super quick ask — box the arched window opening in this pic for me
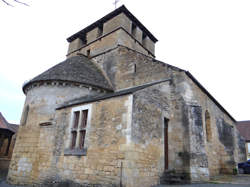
[205,110,212,142]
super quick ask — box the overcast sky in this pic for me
[0,0,249,124]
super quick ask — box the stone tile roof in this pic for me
[237,121,250,141]
[0,112,18,133]
[23,55,113,92]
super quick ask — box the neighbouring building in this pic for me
[7,5,246,187]
[0,112,18,173]
[237,121,250,160]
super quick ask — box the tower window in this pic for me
[142,32,147,46]
[131,23,137,37]
[79,34,87,46]
[97,24,103,38]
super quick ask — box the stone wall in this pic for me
[93,46,173,90]
[129,81,188,186]
[7,84,100,185]
[173,71,246,179]
[53,95,132,187]
[67,29,153,59]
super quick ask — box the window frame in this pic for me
[64,104,92,156]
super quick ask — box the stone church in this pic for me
[7,5,246,187]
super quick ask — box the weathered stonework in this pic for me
[8,5,246,187]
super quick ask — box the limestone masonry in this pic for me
[7,5,246,187]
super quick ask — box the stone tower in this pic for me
[67,5,157,59]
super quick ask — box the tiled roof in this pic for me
[237,121,250,141]
[23,55,113,93]
[0,112,19,133]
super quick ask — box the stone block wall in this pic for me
[53,95,132,186]
[7,85,100,185]
[67,29,153,59]
[129,82,188,186]
[94,46,172,90]
[173,71,246,179]
[103,13,131,35]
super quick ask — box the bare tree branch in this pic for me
[1,0,29,6]
[13,0,29,6]
[2,0,14,6]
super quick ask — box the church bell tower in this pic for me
[66,5,158,59]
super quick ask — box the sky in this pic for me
[0,0,249,124]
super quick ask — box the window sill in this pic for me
[64,148,87,156]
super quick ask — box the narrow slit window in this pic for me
[87,49,91,57]
[131,23,136,37]
[205,110,212,142]
[142,32,147,46]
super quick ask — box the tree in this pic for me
[1,0,29,6]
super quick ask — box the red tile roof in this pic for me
[237,121,250,141]
[0,112,19,133]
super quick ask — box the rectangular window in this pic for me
[65,105,91,156]
[70,110,88,150]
